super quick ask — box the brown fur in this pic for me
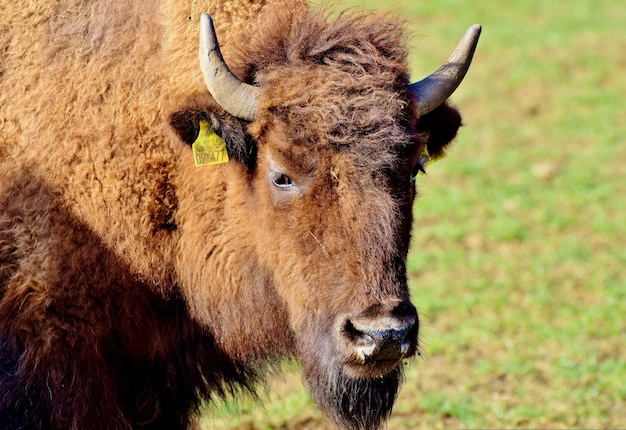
[0,1,463,429]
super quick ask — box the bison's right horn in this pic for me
[409,24,482,116]
[199,13,260,121]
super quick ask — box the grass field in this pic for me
[201,0,626,428]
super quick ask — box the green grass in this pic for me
[202,0,626,428]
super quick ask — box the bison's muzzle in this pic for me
[343,301,417,377]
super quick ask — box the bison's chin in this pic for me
[297,319,406,430]
[294,302,417,428]
[301,356,403,430]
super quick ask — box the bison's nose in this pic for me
[344,303,417,364]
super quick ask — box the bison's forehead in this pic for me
[254,65,419,173]
[241,7,420,158]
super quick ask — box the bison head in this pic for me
[174,10,479,430]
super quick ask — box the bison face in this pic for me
[171,12,478,430]
[243,64,427,427]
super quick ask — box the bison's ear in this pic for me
[170,109,257,172]
[415,103,462,160]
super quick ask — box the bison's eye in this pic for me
[410,155,429,181]
[270,171,295,190]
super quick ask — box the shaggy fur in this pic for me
[0,1,463,429]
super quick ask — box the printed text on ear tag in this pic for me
[192,120,229,166]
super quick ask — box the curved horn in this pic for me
[410,24,482,116]
[199,13,260,121]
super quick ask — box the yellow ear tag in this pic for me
[192,120,229,166]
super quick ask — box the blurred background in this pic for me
[203,0,625,428]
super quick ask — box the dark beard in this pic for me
[303,359,403,430]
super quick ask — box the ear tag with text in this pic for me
[192,120,229,166]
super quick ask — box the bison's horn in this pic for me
[410,24,482,116]
[199,13,260,121]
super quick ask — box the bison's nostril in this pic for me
[344,320,375,346]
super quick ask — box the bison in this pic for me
[0,0,480,429]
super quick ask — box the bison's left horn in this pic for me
[199,13,260,121]
[410,24,482,116]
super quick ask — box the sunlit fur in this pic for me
[0,1,461,429]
